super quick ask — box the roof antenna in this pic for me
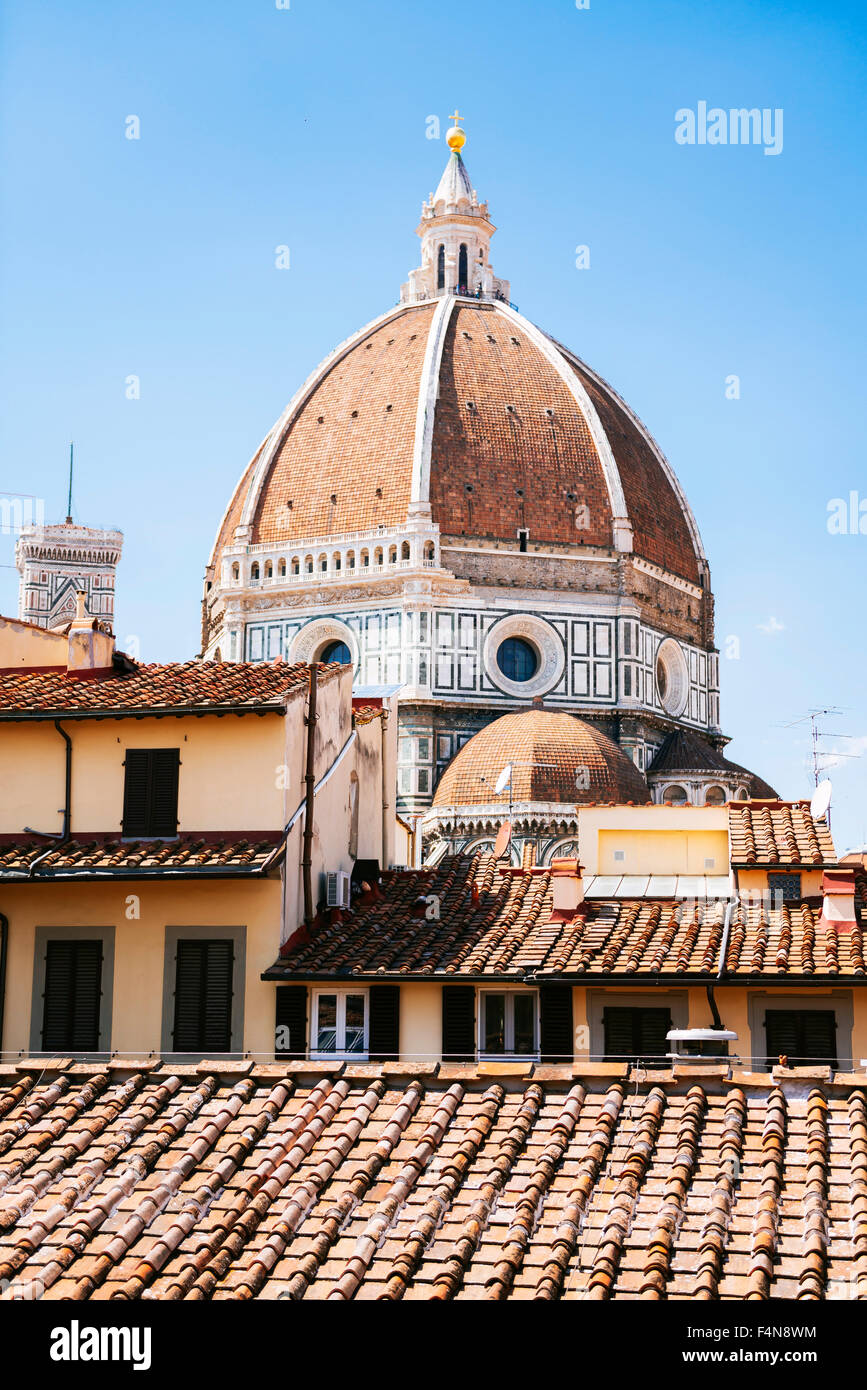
[65,442,74,524]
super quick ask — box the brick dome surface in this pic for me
[211,299,704,585]
[431,707,651,808]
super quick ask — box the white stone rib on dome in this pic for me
[410,294,456,513]
[208,301,425,557]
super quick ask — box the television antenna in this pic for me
[784,707,859,788]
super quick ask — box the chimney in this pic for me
[66,591,115,676]
[820,868,858,934]
[549,857,584,919]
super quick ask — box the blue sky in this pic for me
[1,0,865,847]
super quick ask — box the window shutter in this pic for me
[369,985,400,1061]
[801,1011,837,1068]
[637,1008,672,1061]
[539,985,573,1064]
[122,748,179,837]
[42,940,102,1051]
[122,749,151,836]
[603,1006,672,1063]
[766,1010,837,1068]
[173,939,233,1053]
[442,985,475,1062]
[603,1007,636,1062]
[275,986,308,1060]
[150,749,180,836]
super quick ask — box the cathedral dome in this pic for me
[210,294,705,585]
[431,705,651,809]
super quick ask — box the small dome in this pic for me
[432,707,651,808]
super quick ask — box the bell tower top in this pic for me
[401,116,510,305]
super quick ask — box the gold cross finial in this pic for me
[446,110,467,152]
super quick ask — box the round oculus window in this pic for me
[497,636,539,683]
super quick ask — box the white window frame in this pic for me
[478,987,539,1060]
[311,987,369,1060]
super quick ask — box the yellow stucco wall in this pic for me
[0,617,67,668]
[1,878,282,1057]
[597,828,729,875]
[0,711,292,838]
[399,982,442,1061]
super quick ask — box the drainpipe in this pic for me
[26,720,72,877]
[380,708,390,874]
[707,871,738,1031]
[0,913,7,1055]
[301,664,318,926]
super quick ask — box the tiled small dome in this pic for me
[432,706,651,808]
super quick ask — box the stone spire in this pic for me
[401,113,510,305]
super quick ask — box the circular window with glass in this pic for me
[319,640,352,665]
[655,638,689,717]
[496,636,539,683]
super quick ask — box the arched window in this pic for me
[231,563,239,582]
[346,550,355,569]
[388,545,397,564]
[360,549,369,568]
[374,547,383,566]
[305,554,314,574]
[458,243,468,292]
[320,639,352,666]
[264,561,273,579]
[278,559,286,577]
[333,552,341,571]
[251,562,260,582]
[401,541,410,560]
[319,554,327,572]
[437,244,445,290]
[291,556,300,575]
[664,784,689,806]
[704,785,727,806]
[423,540,435,562]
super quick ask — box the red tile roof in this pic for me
[729,801,836,867]
[0,1061,863,1301]
[0,834,283,879]
[265,853,864,981]
[432,708,650,808]
[0,660,340,720]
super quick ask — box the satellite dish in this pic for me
[810,779,832,822]
[493,820,512,860]
[494,763,513,795]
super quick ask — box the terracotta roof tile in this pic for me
[1,1065,864,1301]
[0,660,337,719]
[0,835,283,879]
[729,801,836,867]
[432,708,650,808]
[265,853,861,981]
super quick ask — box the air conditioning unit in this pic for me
[325,870,351,909]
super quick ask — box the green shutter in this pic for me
[275,986,308,1060]
[369,985,400,1061]
[42,940,102,1051]
[442,985,475,1062]
[173,939,233,1053]
[540,985,573,1064]
[765,1010,837,1068]
[122,749,179,837]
